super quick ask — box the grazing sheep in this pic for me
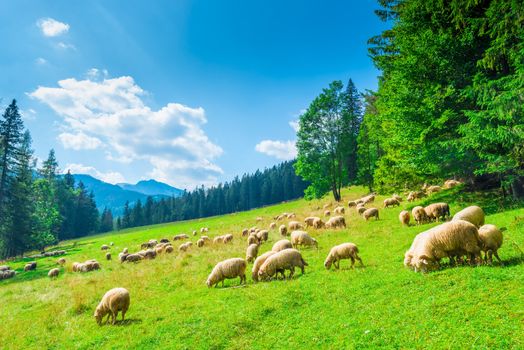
[452,206,485,228]
[324,243,363,269]
[242,228,249,237]
[173,234,189,241]
[361,194,375,204]
[287,213,296,219]
[478,224,503,265]
[383,198,400,208]
[256,217,263,222]
[399,210,410,226]
[123,254,141,263]
[426,185,442,195]
[0,269,15,280]
[347,201,357,207]
[247,234,259,246]
[325,216,346,229]
[106,253,112,261]
[206,258,247,287]
[94,287,130,326]
[57,258,66,265]
[324,210,331,217]
[269,222,277,230]
[213,235,224,244]
[252,251,276,282]
[407,191,425,202]
[256,230,269,242]
[200,227,209,233]
[412,206,428,225]
[312,217,325,229]
[48,268,59,278]
[155,246,164,255]
[179,242,193,252]
[24,262,37,271]
[334,206,345,215]
[258,248,308,280]
[246,244,260,263]
[165,245,174,253]
[223,233,234,243]
[362,208,379,221]
[304,217,317,228]
[288,221,302,231]
[444,179,461,189]
[424,203,450,222]
[101,244,110,251]
[279,224,288,236]
[357,207,367,215]
[197,238,205,247]
[160,238,170,243]
[272,239,293,252]
[290,231,318,249]
[405,220,482,272]
[201,236,210,242]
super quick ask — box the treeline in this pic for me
[360,0,524,197]
[117,161,307,230]
[0,100,102,259]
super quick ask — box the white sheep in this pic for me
[383,198,400,208]
[279,224,288,236]
[288,221,302,231]
[272,239,293,252]
[325,216,346,229]
[252,251,276,282]
[290,230,318,249]
[48,268,60,278]
[101,244,110,250]
[256,230,269,242]
[444,179,461,189]
[258,248,308,280]
[246,244,260,263]
[424,202,450,222]
[94,287,130,326]
[197,238,205,247]
[269,222,277,230]
[478,224,503,265]
[324,210,331,217]
[399,210,410,226]
[362,208,379,221]
[452,206,485,228]
[334,206,345,215]
[179,242,193,252]
[412,206,428,225]
[324,243,363,269]
[312,217,325,229]
[206,258,247,287]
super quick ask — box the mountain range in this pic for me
[72,174,184,215]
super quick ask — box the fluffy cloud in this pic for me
[37,18,70,37]
[255,140,297,160]
[30,72,224,188]
[63,163,125,184]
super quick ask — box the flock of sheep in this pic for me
[0,178,507,326]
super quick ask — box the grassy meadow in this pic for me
[1,186,523,349]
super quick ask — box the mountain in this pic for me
[71,175,182,215]
[117,179,184,197]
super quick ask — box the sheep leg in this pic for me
[113,310,119,325]
[356,255,364,266]
[493,251,503,265]
[350,257,355,268]
[122,308,126,322]
[289,267,295,279]
[487,251,493,265]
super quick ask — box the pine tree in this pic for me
[39,149,59,181]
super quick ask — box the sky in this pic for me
[0,0,388,190]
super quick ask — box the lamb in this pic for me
[94,287,130,326]
[251,251,276,282]
[101,244,110,250]
[256,230,269,242]
[452,206,485,228]
[334,206,345,215]
[290,230,318,249]
[478,224,503,265]
[197,238,205,247]
[312,217,325,229]
[206,258,247,287]
[24,262,37,271]
[257,248,308,280]
[246,244,259,263]
[165,245,174,253]
[57,258,66,265]
[106,253,112,261]
[444,179,461,189]
[288,221,302,231]
[399,210,410,226]
[405,220,482,272]
[48,268,59,278]
[247,234,259,246]
[357,207,367,215]
[241,228,249,237]
[324,243,363,269]
[160,238,170,243]
[383,198,400,208]
[325,216,346,229]
[362,208,379,221]
[412,206,428,225]
[272,239,293,252]
[424,203,450,222]
[426,185,442,195]
[223,233,234,243]
[279,224,288,236]
[200,227,209,233]
[324,210,331,217]
[269,222,276,230]
[179,242,193,252]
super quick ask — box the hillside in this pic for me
[0,186,523,349]
[117,179,184,197]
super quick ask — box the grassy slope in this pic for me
[1,186,523,350]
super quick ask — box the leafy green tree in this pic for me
[31,179,61,249]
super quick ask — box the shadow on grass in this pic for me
[112,318,143,326]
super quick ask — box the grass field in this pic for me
[1,186,523,349]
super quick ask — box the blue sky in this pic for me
[0,0,387,189]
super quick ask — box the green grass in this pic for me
[1,186,523,349]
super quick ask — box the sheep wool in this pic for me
[48,268,60,278]
[363,208,379,221]
[206,258,247,288]
[399,210,410,226]
[478,224,503,264]
[252,251,276,282]
[272,239,293,252]
[452,206,485,228]
[94,287,130,326]
[325,216,346,229]
[258,248,308,280]
[246,244,259,263]
[290,231,318,249]
[324,243,363,269]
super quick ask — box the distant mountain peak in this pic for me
[117,179,184,197]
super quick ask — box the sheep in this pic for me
[357,207,367,215]
[256,230,269,242]
[0,269,15,280]
[138,249,156,260]
[200,227,209,233]
[452,206,485,228]
[290,230,318,249]
[287,213,296,219]
[324,210,331,217]
[412,206,428,225]
[123,253,141,263]
[383,198,400,208]
[279,224,288,236]
[361,194,375,204]
[424,203,450,222]
[122,248,129,254]
[407,191,425,202]
[276,214,286,221]
[48,268,59,278]
[246,244,259,263]
[325,216,346,229]
[214,235,225,244]
[94,287,130,326]
[272,239,293,252]
[247,234,259,246]
[223,233,234,243]
[405,220,482,272]
[426,185,442,195]
[334,206,345,215]
[84,260,101,271]
[201,236,210,242]
[256,216,263,222]
[57,258,66,265]
[197,238,205,247]
[110,242,114,246]
[106,253,112,261]
[242,228,249,236]
[304,217,317,228]
[160,238,170,243]
[312,217,325,229]
[258,248,308,280]
[0,265,10,271]
[347,201,357,207]
[252,251,276,282]
[444,179,461,189]
[155,246,165,255]
[269,222,276,230]
[362,208,379,221]
[399,210,410,226]
[165,245,174,253]
[101,244,110,250]
[324,243,363,269]
[392,194,402,202]
[206,258,247,287]
[478,224,503,265]
[173,234,189,241]
[24,262,37,271]
[179,242,193,252]
[288,221,302,231]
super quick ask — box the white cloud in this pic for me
[255,140,297,160]
[289,120,299,133]
[63,163,126,184]
[58,132,102,150]
[20,108,37,121]
[37,18,70,37]
[30,72,224,188]
[35,57,47,65]
[56,42,76,50]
